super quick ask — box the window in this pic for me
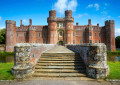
[73,32,75,36]
[99,40,100,43]
[24,33,26,37]
[17,33,18,37]
[57,23,59,27]
[44,32,46,38]
[90,40,92,43]
[59,31,63,37]
[95,33,96,36]
[80,40,82,43]
[99,33,100,37]
[63,23,65,27]
[89,32,92,36]
[39,33,40,37]
[95,40,97,43]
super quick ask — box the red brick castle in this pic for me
[5,10,116,52]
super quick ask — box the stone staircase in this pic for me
[32,46,90,80]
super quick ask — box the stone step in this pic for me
[33,73,87,77]
[39,58,82,61]
[41,55,80,57]
[39,59,82,61]
[35,66,86,69]
[32,77,95,81]
[40,57,82,59]
[35,69,86,73]
[36,63,85,66]
[37,61,83,63]
[41,54,79,57]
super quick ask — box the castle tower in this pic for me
[105,20,116,51]
[47,10,57,44]
[28,19,36,43]
[5,20,17,52]
[65,10,74,44]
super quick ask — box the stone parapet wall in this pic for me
[12,43,57,79]
[65,43,109,79]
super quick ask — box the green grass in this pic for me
[107,61,120,79]
[0,63,14,80]
[0,52,14,57]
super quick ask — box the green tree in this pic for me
[115,36,120,48]
[0,28,6,44]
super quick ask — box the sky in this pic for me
[0,0,120,37]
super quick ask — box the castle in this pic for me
[5,10,116,52]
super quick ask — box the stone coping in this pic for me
[15,43,57,47]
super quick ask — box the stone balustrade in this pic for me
[65,43,109,79]
[12,43,57,79]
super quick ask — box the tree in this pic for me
[0,28,6,44]
[115,36,120,48]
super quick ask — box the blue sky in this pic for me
[0,0,120,36]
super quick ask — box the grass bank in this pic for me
[107,61,120,79]
[0,63,14,80]
[0,52,14,57]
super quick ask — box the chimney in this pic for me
[29,19,32,26]
[97,24,99,28]
[88,19,91,25]
[20,20,22,25]
[76,22,79,26]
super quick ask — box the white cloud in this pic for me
[105,3,108,6]
[115,28,120,37]
[75,13,88,18]
[101,16,111,20]
[0,26,5,29]
[87,3,100,11]
[118,16,120,18]
[22,19,28,24]
[68,0,78,12]
[87,4,93,8]
[94,3,99,11]
[101,11,107,15]
[54,0,78,14]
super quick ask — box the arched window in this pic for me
[89,32,92,36]
[59,31,63,37]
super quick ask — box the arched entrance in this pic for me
[59,41,63,45]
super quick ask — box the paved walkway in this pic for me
[0,80,120,85]
[44,46,74,53]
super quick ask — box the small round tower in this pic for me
[47,10,57,44]
[65,10,74,44]
[5,20,17,52]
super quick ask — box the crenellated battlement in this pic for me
[6,20,16,24]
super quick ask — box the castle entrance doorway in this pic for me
[59,41,63,45]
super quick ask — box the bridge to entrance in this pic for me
[12,43,109,80]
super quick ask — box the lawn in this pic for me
[0,63,14,80]
[107,61,120,79]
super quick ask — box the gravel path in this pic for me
[0,80,120,85]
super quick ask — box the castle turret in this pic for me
[47,10,57,44]
[28,19,36,43]
[65,10,74,44]
[5,20,17,52]
[105,20,116,51]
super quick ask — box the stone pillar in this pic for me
[12,44,34,79]
[87,44,109,79]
